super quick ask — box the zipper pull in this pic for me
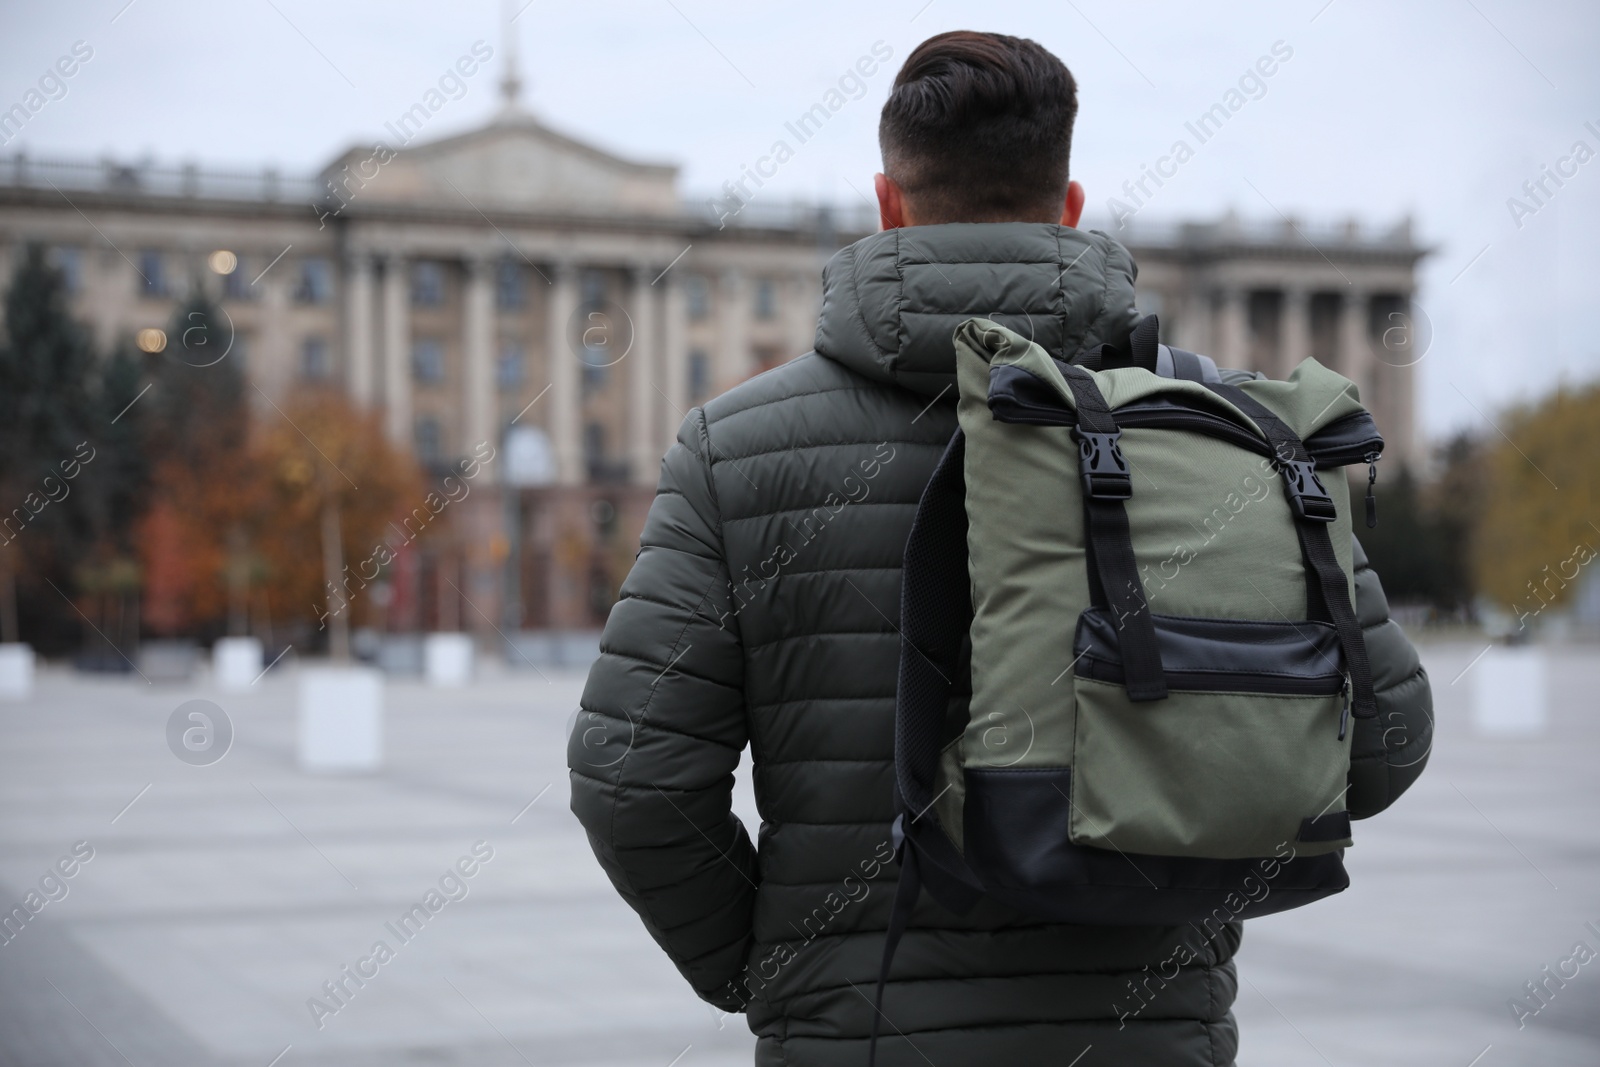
[1364,452,1379,529]
[1338,678,1351,741]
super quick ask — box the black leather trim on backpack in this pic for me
[1073,608,1345,695]
[1298,812,1353,842]
[963,766,1350,924]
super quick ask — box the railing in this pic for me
[1084,213,1418,250]
[682,195,881,234]
[1,152,1417,250]
[2,152,322,203]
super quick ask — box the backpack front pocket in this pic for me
[1068,609,1354,860]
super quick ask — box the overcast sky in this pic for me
[5,0,1598,448]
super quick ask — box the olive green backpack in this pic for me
[870,315,1385,1063]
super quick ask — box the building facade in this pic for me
[0,102,1425,638]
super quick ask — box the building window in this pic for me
[584,421,606,471]
[49,246,82,294]
[300,336,331,380]
[223,257,253,300]
[753,345,783,373]
[137,249,166,297]
[580,269,607,310]
[411,261,445,307]
[294,258,333,304]
[497,340,524,388]
[688,348,710,401]
[496,260,525,310]
[414,417,443,465]
[686,275,709,321]
[412,338,445,384]
[754,278,776,320]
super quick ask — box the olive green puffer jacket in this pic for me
[569,223,1432,1067]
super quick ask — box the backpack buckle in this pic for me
[1280,459,1336,523]
[1073,429,1132,500]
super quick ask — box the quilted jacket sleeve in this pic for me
[567,408,755,1011]
[1347,535,1434,819]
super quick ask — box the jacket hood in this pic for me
[813,222,1142,398]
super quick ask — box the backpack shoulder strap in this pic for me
[896,430,970,819]
[1157,344,1222,384]
[1205,381,1378,732]
[1059,367,1167,702]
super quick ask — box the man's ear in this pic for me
[1060,180,1086,228]
[874,173,909,230]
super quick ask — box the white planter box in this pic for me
[424,633,474,688]
[1472,644,1547,738]
[298,666,383,771]
[213,637,264,691]
[0,643,33,700]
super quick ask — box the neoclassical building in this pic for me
[0,80,1425,636]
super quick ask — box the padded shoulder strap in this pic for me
[1158,345,1222,384]
[896,430,971,820]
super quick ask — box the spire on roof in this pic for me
[498,0,525,117]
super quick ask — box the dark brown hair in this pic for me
[879,31,1078,223]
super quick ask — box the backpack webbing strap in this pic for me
[1099,313,1161,372]
[1206,382,1378,719]
[1060,368,1167,702]
[868,815,921,1067]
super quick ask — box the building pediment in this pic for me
[321,113,679,217]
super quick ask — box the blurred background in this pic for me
[0,1,1595,1065]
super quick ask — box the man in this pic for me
[569,30,1431,1066]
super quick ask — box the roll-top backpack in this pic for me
[868,314,1385,1064]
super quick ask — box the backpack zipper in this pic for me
[1363,451,1380,528]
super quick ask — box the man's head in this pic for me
[876,31,1083,229]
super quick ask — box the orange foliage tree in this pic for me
[136,293,255,636]
[251,388,424,659]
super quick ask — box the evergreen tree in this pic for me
[0,245,99,643]
[145,289,247,470]
[136,288,255,634]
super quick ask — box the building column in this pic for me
[546,261,582,485]
[381,253,411,447]
[258,267,291,398]
[463,254,495,465]
[1386,295,1417,468]
[786,270,817,358]
[627,265,660,487]
[1214,287,1247,371]
[344,252,376,407]
[1340,289,1371,400]
[661,269,689,453]
[717,266,748,392]
[1279,287,1311,379]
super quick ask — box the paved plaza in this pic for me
[0,639,1597,1066]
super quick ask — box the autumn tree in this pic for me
[252,388,424,659]
[1474,382,1600,625]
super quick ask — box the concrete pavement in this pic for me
[0,640,1596,1066]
